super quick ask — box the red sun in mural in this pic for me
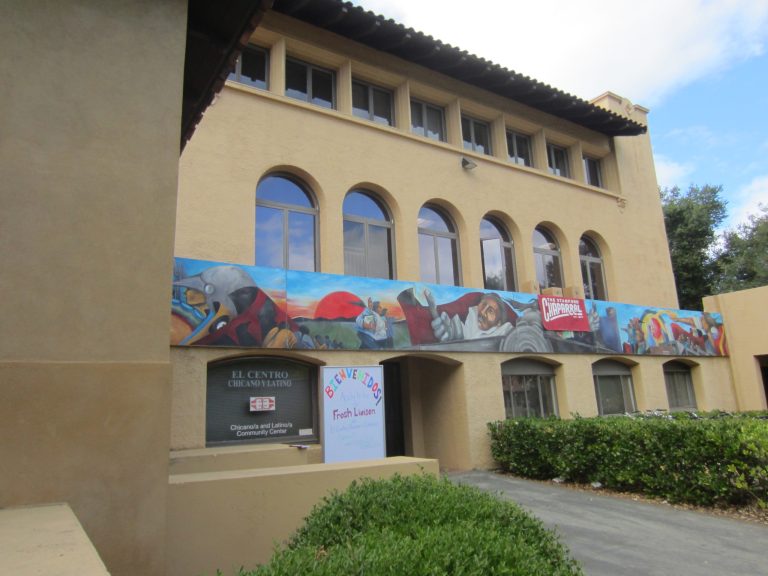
[313,291,366,320]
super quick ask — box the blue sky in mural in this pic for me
[352,0,768,230]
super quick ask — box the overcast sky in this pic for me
[352,0,768,229]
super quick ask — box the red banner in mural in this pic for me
[538,295,590,331]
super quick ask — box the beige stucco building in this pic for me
[171,4,758,464]
[2,1,766,576]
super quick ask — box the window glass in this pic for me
[343,220,366,276]
[410,101,424,136]
[418,206,453,233]
[353,81,393,125]
[285,59,308,101]
[507,131,532,166]
[472,121,490,155]
[462,116,491,155]
[593,360,636,416]
[584,157,603,187]
[254,205,284,268]
[255,175,317,271]
[533,227,562,289]
[418,234,437,284]
[256,175,312,206]
[352,82,369,119]
[436,236,458,285]
[228,45,268,89]
[288,211,316,271]
[418,205,459,286]
[501,359,558,418]
[595,375,628,414]
[533,228,557,251]
[372,88,393,125]
[426,105,445,141]
[579,236,607,300]
[482,238,504,290]
[311,68,334,108]
[343,191,387,220]
[547,143,570,177]
[368,225,392,278]
[343,191,393,279]
[285,59,335,109]
[664,362,697,410]
[480,217,516,291]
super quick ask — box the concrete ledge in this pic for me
[169,442,322,474]
[167,456,438,576]
[0,503,110,576]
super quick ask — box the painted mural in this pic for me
[171,257,728,357]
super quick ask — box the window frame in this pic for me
[227,44,269,89]
[343,191,395,279]
[501,359,559,419]
[593,360,637,416]
[352,80,394,126]
[506,130,533,167]
[546,143,570,177]
[579,236,608,300]
[418,204,461,286]
[533,227,564,290]
[584,156,604,187]
[410,99,446,142]
[285,57,336,109]
[480,216,517,292]
[663,361,697,411]
[255,174,319,272]
[461,115,492,155]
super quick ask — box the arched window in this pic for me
[480,217,516,291]
[255,174,317,271]
[343,191,394,279]
[418,205,460,286]
[532,227,563,289]
[579,236,607,300]
[593,359,636,416]
[663,361,697,411]
[502,359,558,418]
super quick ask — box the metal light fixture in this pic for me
[461,157,477,170]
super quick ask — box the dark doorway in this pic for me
[383,361,405,456]
[758,356,768,408]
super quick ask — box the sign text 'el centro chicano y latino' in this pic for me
[322,365,385,464]
[206,358,316,445]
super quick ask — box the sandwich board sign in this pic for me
[321,365,385,463]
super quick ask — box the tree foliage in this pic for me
[715,206,768,293]
[661,184,727,310]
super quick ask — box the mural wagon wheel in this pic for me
[499,324,553,353]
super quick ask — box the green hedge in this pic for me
[488,416,768,507]
[243,474,582,576]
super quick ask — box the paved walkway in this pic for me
[449,470,767,576]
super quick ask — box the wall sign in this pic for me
[321,365,385,463]
[206,358,316,445]
[538,295,590,331]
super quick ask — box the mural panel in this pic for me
[171,257,727,357]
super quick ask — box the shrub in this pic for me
[244,474,583,576]
[488,416,768,507]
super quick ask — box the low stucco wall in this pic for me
[0,503,109,576]
[166,456,438,576]
[170,443,323,474]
